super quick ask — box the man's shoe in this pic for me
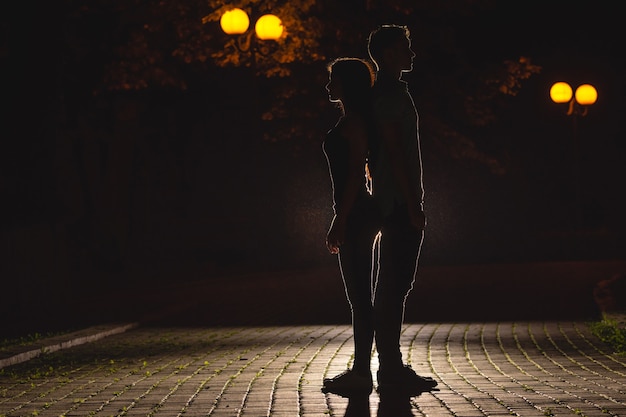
[376,364,437,395]
[322,369,373,396]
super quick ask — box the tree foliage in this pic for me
[72,0,326,91]
[201,0,325,77]
[62,0,543,173]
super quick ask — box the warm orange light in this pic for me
[254,14,283,40]
[575,84,597,106]
[220,8,249,35]
[550,82,573,103]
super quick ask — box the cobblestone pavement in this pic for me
[1,321,625,417]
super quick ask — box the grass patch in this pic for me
[0,329,78,352]
[589,317,626,355]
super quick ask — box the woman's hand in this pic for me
[326,216,347,254]
[407,200,426,231]
[409,206,426,231]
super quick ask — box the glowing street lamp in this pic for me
[254,14,283,40]
[220,8,250,35]
[575,84,598,106]
[219,7,283,54]
[549,81,573,104]
[550,81,597,116]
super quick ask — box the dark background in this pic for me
[2,1,625,335]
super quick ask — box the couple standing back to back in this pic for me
[322,24,437,396]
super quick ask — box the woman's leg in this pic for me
[338,228,377,374]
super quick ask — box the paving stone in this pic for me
[2,315,626,415]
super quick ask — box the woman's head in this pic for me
[326,57,375,112]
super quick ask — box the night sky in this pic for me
[1,1,625,332]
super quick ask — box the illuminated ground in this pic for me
[1,321,626,416]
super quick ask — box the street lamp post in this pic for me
[218,7,284,131]
[549,81,598,230]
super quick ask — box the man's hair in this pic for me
[367,24,411,68]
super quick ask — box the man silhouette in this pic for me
[367,24,437,393]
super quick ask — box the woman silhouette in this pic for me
[322,57,381,396]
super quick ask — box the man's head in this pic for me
[367,25,415,75]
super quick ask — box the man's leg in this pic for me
[373,210,422,371]
[373,208,436,392]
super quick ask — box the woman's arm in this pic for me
[326,117,369,253]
